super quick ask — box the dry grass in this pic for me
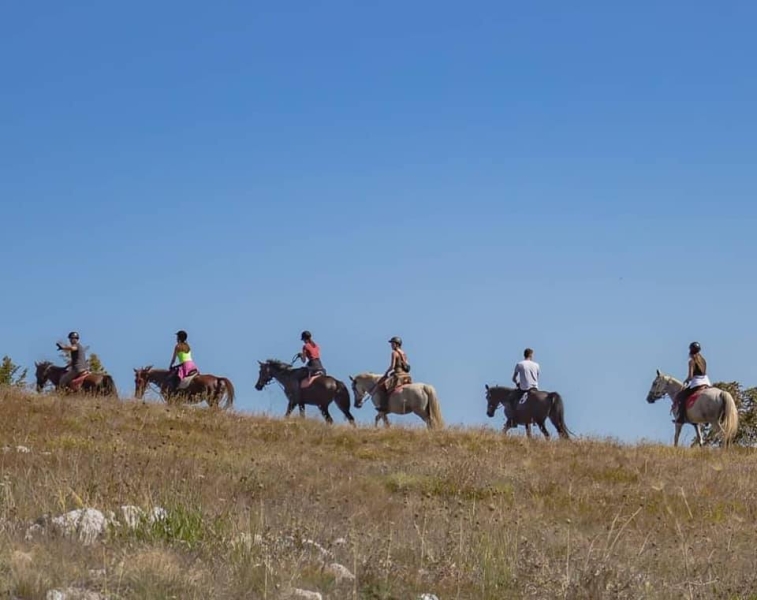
[0,387,756,599]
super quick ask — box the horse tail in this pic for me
[217,377,235,409]
[548,392,573,439]
[333,380,356,424]
[424,385,444,430]
[719,390,739,447]
[101,375,118,398]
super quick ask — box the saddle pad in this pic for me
[70,371,90,390]
[177,373,198,390]
[301,375,322,389]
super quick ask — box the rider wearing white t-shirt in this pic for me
[512,348,540,404]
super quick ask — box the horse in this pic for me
[349,372,444,430]
[646,369,738,447]
[254,359,355,425]
[133,366,235,409]
[484,384,571,439]
[34,361,118,398]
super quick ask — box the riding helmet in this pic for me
[68,331,79,340]
[689,341,701,353]
[389,336,402,346]
[176,330,188,342]
[301,331,312,341]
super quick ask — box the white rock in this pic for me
[332,537,347,546]
[51,509,108,545]
[150,506,167,522]
[325,562,355,583]
[286,590,322,600]
[302,538,332,559]
[24,523,44,541]
[15,446,31,453]
[418,595,439,600]
[46,589,106,600]
[119,506,144,529]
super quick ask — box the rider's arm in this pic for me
[511,366,519,385]
[685,358,695,383]
[58,342,76,352]
[169,345,178,369]
[384,351,398,377]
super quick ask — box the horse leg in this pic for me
[319,403,334,424]
[525,423,533,438]
[299,404,306,417]
[284,399,296,418]
[382,412,390,428]
[673,422,683,447]
[694,424,704,447]
[537,420,550,439]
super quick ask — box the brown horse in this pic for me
[485,384,572,439]
[35,361,118,397]
[254,359,355,425]
[133,366,235,409]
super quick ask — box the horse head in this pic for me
[133,365,153,399]
[255,360,289,390]
[485,384,498,417]
[646,369,669,404]
[349,373,378,408]
[34,361,53,392]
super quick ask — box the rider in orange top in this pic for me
[298,331,326,379]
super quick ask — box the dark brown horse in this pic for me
[134,366,235,409]
[35,361,118,397]
[254,359,355,425]
[485,384,572,439]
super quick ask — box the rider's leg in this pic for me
[674,388,694,423]
[59,368,77,390]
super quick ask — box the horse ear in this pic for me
[656,369,660,376]
[258,360,263,366]
[34,361,39,367]
[349,375,354,381]
[485,384,489,390]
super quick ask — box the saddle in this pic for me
[177,370,199,390]
[685,385,710,409]
[300,373,323,389]
[388,383,409,397]
[68,371,91,391]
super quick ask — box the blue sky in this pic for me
[2,1,756,444]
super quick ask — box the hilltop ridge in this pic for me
[0,387,753,599]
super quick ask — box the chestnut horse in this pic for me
[133,366,235,409]
[35,361,117,397]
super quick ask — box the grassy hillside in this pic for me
[0,387,755,600]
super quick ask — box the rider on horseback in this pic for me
[297,331,326,378]
[377,336,412,413]
[57,331,87,391]
[510,348,540,425]
[168,330,199,392]
[674,342,710,423]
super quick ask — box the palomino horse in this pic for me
[349,372,444,429]
[254,359,355,425]
[646,369,738,447]
[133,366,235,409]
[485,384,571,439]
[35,361,117,397]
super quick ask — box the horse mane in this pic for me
[266,359,294,371]
[353,372,382,380]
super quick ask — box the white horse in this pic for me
[646,369,738,447]
[349,373,444,429]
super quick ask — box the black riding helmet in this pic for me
[176,330,188,342]
[389,336,402,346]
[689,341,701,354]
[68,331,79,340]
[301,331,312,341]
